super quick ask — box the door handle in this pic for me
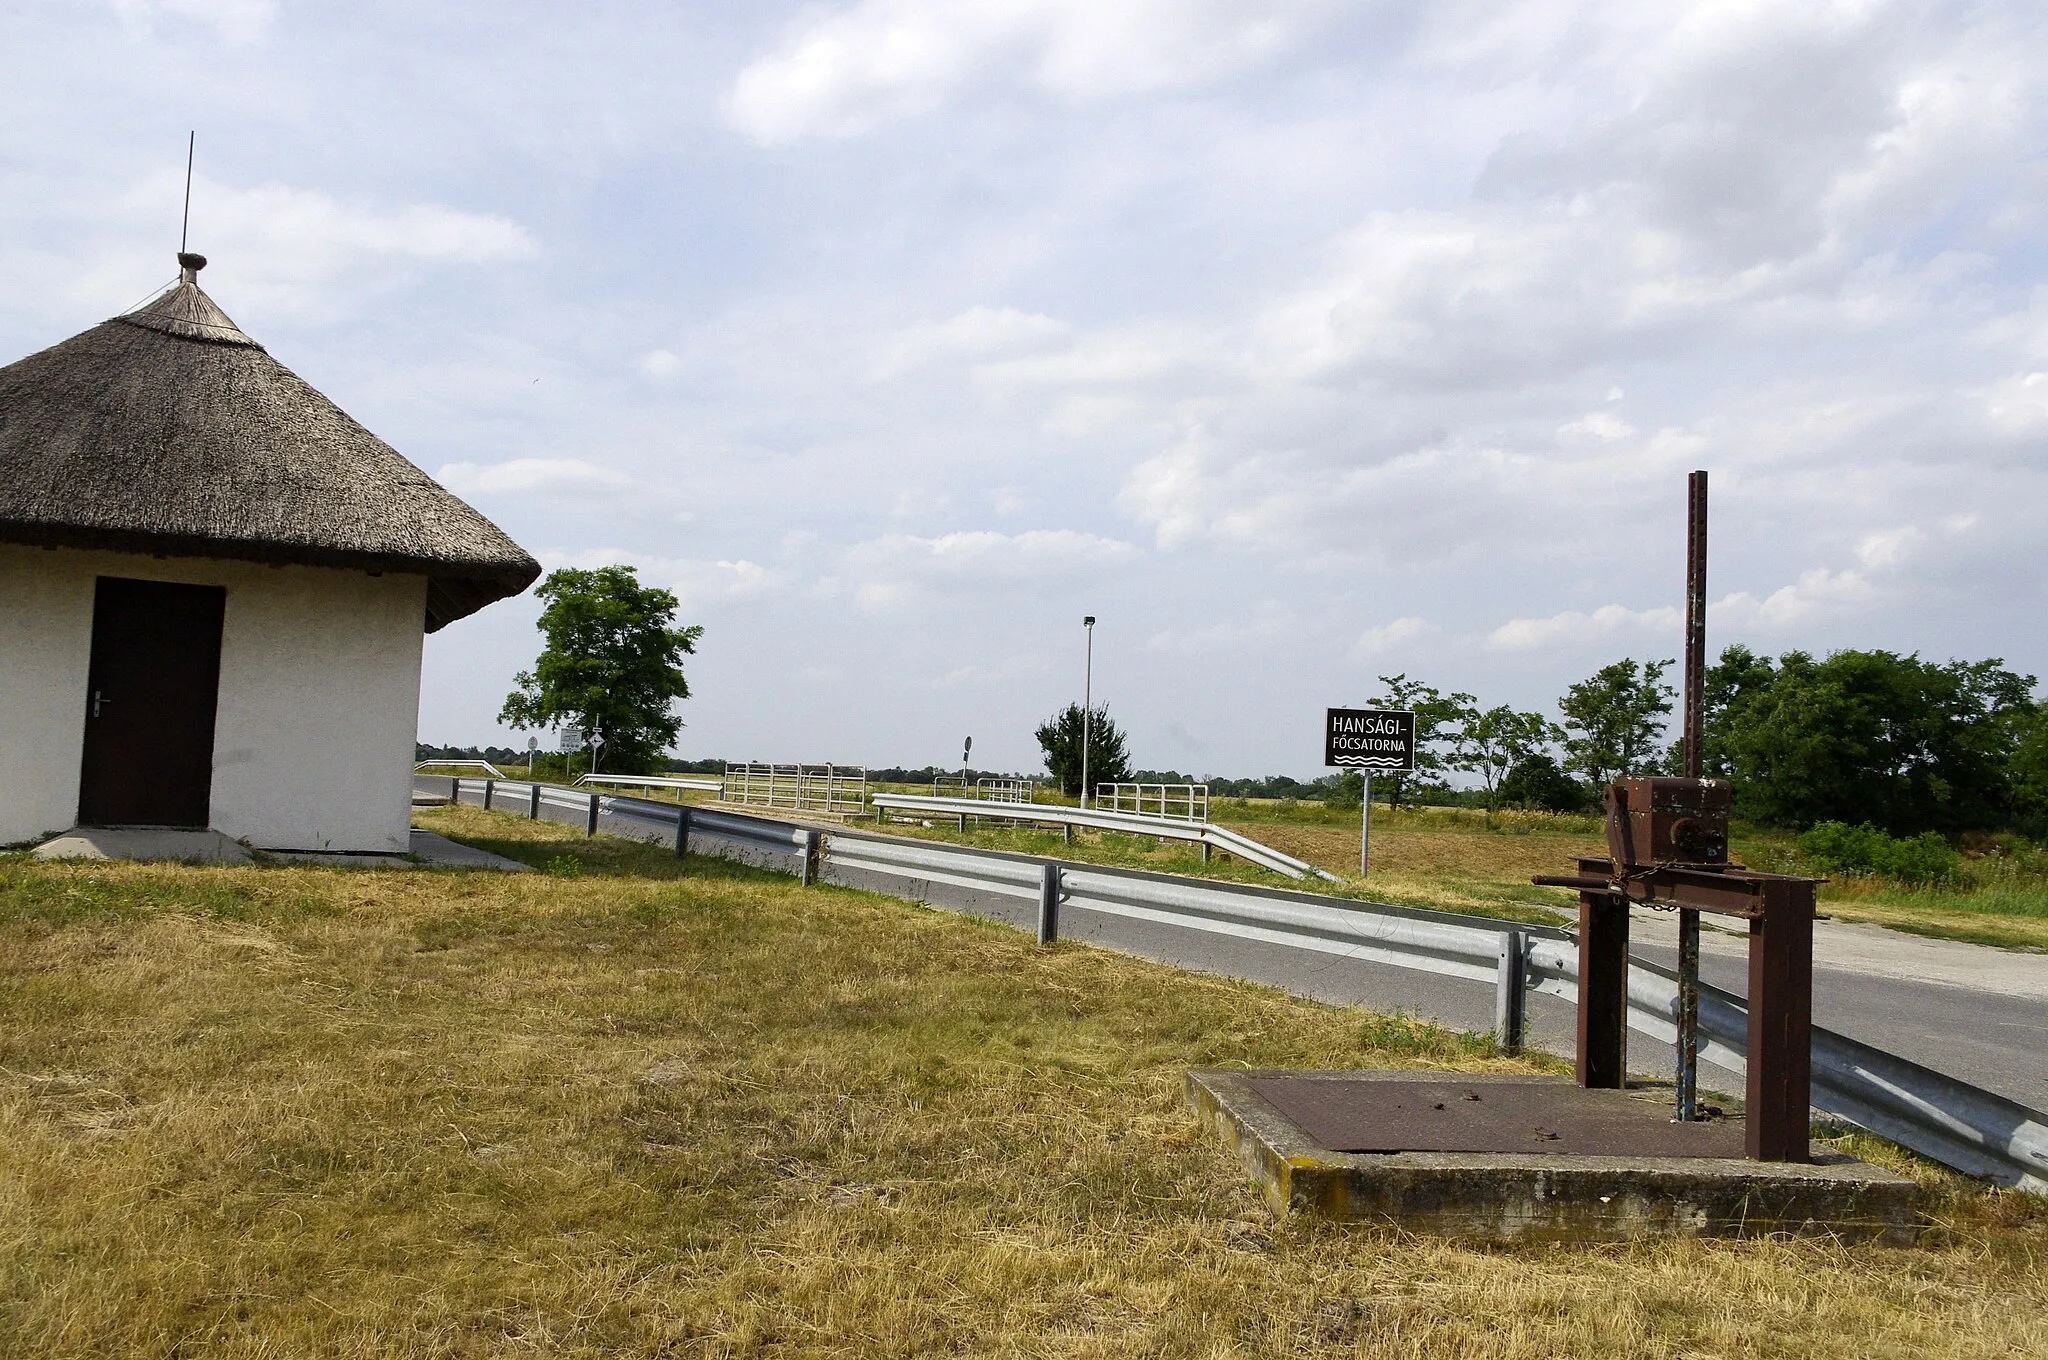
[92,690,108,718]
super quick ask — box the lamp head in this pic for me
[1083,615,1095,627]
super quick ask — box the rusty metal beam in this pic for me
[1577,890,1629,1089]
[1747,877,1816,1161]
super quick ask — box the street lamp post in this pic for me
[1080,616,1095,808]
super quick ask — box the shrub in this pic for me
[1796,821,1962,884]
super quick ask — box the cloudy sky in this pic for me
[5,1,2044,778]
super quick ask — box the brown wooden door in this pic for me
[77,577,226,828]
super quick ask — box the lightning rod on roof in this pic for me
[180,131,195,255]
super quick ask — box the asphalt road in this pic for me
[549,793,2048,1117]
[823,863,2048,1117]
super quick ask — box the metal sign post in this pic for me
[1677,469,1709,1122]
[1079,616,1095,808]
[1325,708,1417,878]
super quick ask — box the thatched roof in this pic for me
[0,253,539,630]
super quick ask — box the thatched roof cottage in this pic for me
[0,253,539,853]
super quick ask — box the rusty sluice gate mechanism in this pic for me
[1533,471,1823,1164]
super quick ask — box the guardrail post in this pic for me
[1201,842,1212,864]
[586,792,601,837]
[529,783,541,819]
[483,778,494,812]
[1748,878,1816,1162]
[1494,928,1527,1054]
[800,830,821,886]
[450,775,460,804]
[1577,889,1628,1088]
[1038,862,1061,944]
[1063,823,1073,846]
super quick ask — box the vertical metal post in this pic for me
[1359,774,1372,878]
[1037,862,1061,944]
[1201,841,1212,864]
[1495,928,1527,1054]
[1577,889,1628,1088]
[1080,616,1095,808]
[1676,468,1709,1121]
[483,778,494,812]
[451,775,460,804]
[586,792,600,837]
[800,830,820,886]
[1063,823,1074,845]
[529,783,541,820]
[1747,878,1815,1162]
[674,806,692,858]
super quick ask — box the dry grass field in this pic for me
[3,805,2045,1357]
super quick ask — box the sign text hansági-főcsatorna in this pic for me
[1324,708,1417,772]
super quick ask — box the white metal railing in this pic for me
[576,773,723,794]
[977,777,1036,804]
[416,759,507,778]
[423,772,2048,1196]
[723,762,868,815]
[1096,782,1208,822]
[869,792,1331,881]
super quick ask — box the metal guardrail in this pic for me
[422,775,2048,1195]
[576,773,724,794]
[870,792,1339,883]
[415,759,507,778]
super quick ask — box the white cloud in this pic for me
[1714,569,1876,631]
[1486,603,1682,654]
[724,0,1335,143]
[1559,411,1636,441]
[85,175,540,321]
[870,305,1069,379]
[844,528,1138,609]
[1351,617,1436,659]
[436,459,630,496]
[112,0,275,44]
[1976,370,2048,438]
[534,550,790,613]
[198,179,535,270]
[638,349,684,380]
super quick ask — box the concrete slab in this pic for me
[408,830,532,872]
[1189,1069,1920,1246]
[33,828,252,864]
[264,831,533,872]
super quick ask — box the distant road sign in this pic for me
[1325,708,1417,771]
[558,725,585,753]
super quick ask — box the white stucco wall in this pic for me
[0,544,427,852]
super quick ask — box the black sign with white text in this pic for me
[1325,708,1417,771]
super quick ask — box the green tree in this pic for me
[1498,752,1590,813]
[499,567,702,775]
[1322,770,1365,811]
[1036,703,1132,798]
[1368,674,1474,808]
[1453,705,1564,816]
[1558,658,1675,790]
[2012,708,2048,837]
[1710,649,2035,833]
